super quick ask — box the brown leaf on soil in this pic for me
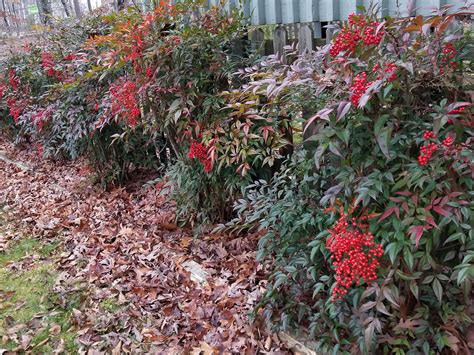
[0,137,288,353]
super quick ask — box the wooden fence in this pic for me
[171,0,471,56]
[199,0,469,24]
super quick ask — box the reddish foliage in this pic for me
[8,69,20,91]
[6,97,24,122]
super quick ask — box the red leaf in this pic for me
[396,191,412,197]
[379,207,395,222]
[409,225,430,248]
[425,216,438,228]
[433,206,451,217]
[402,202,409,214]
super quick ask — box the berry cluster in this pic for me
[63,53,77,61]
[350,72,372,107]
[188,141,212,173]
[41,51,56,77]
[442,136,454,147]
[146,66,154,78]
[326,213,384,301]
[422,130,436,140]
[440,43,458,70]
[109,80,140,126]
[372,62,397,82]
[0,84,4,100]
[418,143,437,165]
[330,13,384,57]
[418,131,438,165]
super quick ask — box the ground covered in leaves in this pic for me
[0,138,289,353]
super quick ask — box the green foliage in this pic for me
[226,8,474,354]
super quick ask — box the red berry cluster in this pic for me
[188,141,212,173]
[372,62,397,82]
[330,13,384,57]
[6,97,23,122]
[422,130,436,140]
[418,131,438,165]
[146,66,154,78]
[109,80,140,127]
[63,53,77,61]
[0,84,5,100]
[362,23,384,46]
[440,43,458,70]
[418,143,437,165]
[41,51,56,77]
[351,72,372,107]
[442,136,454,147]
[8,69,19,91]
[326,213,384,302]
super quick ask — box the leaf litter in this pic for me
[0,137,288,353]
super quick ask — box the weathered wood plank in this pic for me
[339,0,363,20]
[299,0,319,23]
[388,0,415,17]
[281,0,299,24]
[416,0,446,16]
[319,0,339,21]
[264,0,282,24]
[298,23,313,53]
[273,25,288,62]
[250,27,265,54]
[250,0,266,25]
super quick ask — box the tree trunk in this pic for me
[73,0,82,18]
[117,0,126,11]
[36,0,53,25]
[1,0,9,29]
[86,0,92,12]
[60,0,72,17]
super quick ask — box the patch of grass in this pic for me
[0,237,77,353]
[0,265,55,322]
[100,298,122,313]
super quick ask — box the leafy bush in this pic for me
[227,8,474,354]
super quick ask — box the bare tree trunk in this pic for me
[1,0,10,29]
[37,0,53,24]
[60,0,72,17]
[73,0,82,18]
[11,3,20,35]
[86,0,92,12]
[117,0,126,11]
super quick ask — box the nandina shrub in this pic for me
[229,7,473,354]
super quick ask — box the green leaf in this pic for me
[432,278,443,303]
[410,280,419,299]
[403,247,414,271]
[314,144,327,170]
[375,126,392,159]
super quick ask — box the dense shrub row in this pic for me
[1,1,473,353]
